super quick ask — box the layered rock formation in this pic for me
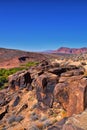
[53,47,87,54]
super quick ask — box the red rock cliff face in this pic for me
[53,47,87,54]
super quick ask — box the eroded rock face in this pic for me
[0,92,11,107]
[8,71,32,90]
[47,116,84,130]
[34,66,87,115]
[8,61,87,116]
[1,60,87,130]
[54,83,69,110]
[48,123,84,130]
[35,73,58,108]
[0,106,9,120]
[54,76,87,116]
[12,96,20,107]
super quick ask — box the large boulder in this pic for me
[54,82,69,110]
[54,75,87,116]
[35,73,58,108]
[8,70,32,90]
[48,65,80,76]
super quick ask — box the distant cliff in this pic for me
[53,47,87,54]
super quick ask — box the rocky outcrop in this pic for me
[0,105,9,120]
[35,73,58,108]
[8,60,87,117]
[48,119,84,130]
[1,60,87,130]
[48,109,87,130]
[54,76,87,116]
[8,70,32,90]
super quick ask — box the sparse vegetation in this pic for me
[0,61,39,89]
[23,61,38,67]
[0,67,25,89]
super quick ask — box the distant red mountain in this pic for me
[53,47,87,54]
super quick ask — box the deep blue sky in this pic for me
[0,0,87,51]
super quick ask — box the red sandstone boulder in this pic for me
[54,76,87,116]
[35,73,58,108]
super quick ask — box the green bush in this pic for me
[25,61,38,67]
[0,67,25,89]
[0,76,8,89]
[0,61,38,89]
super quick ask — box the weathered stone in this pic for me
[13,96,20,107]
[43,119,52,128]
[35,73,58,108]
[54,83,69,109]
[17,103,28,114]
[30,70,43,79]
[61,72,73,77]
[62,123,84,130]
[47,117,83,130]
[67,78,87,116]
[59,77,69,83]
[30,113,39,121]
[47,118,67,130]
[2,62,86,129]
[8,115,24,124]
[48,65,78,76]
[8,71,32,90]
[39,60,49,67]
[0,106,9,120]
[36,75,47,92]
[15,115,24,122]
[66,109,87,130]
[8,115,16,124]
[52,62,60,67]
[54,76,87,116]
[48,68,66,75]
[40,116,47,121]
[61,68,84,77]
[28,125,40,130]
[0,93,11,107]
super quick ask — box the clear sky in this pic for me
[0,0,87,51]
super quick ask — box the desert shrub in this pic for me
[0,67,25,89]
[25,61,38,67]
[0,76,8,89]
[0,61,38,89]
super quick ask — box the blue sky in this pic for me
[0,0,87,51]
